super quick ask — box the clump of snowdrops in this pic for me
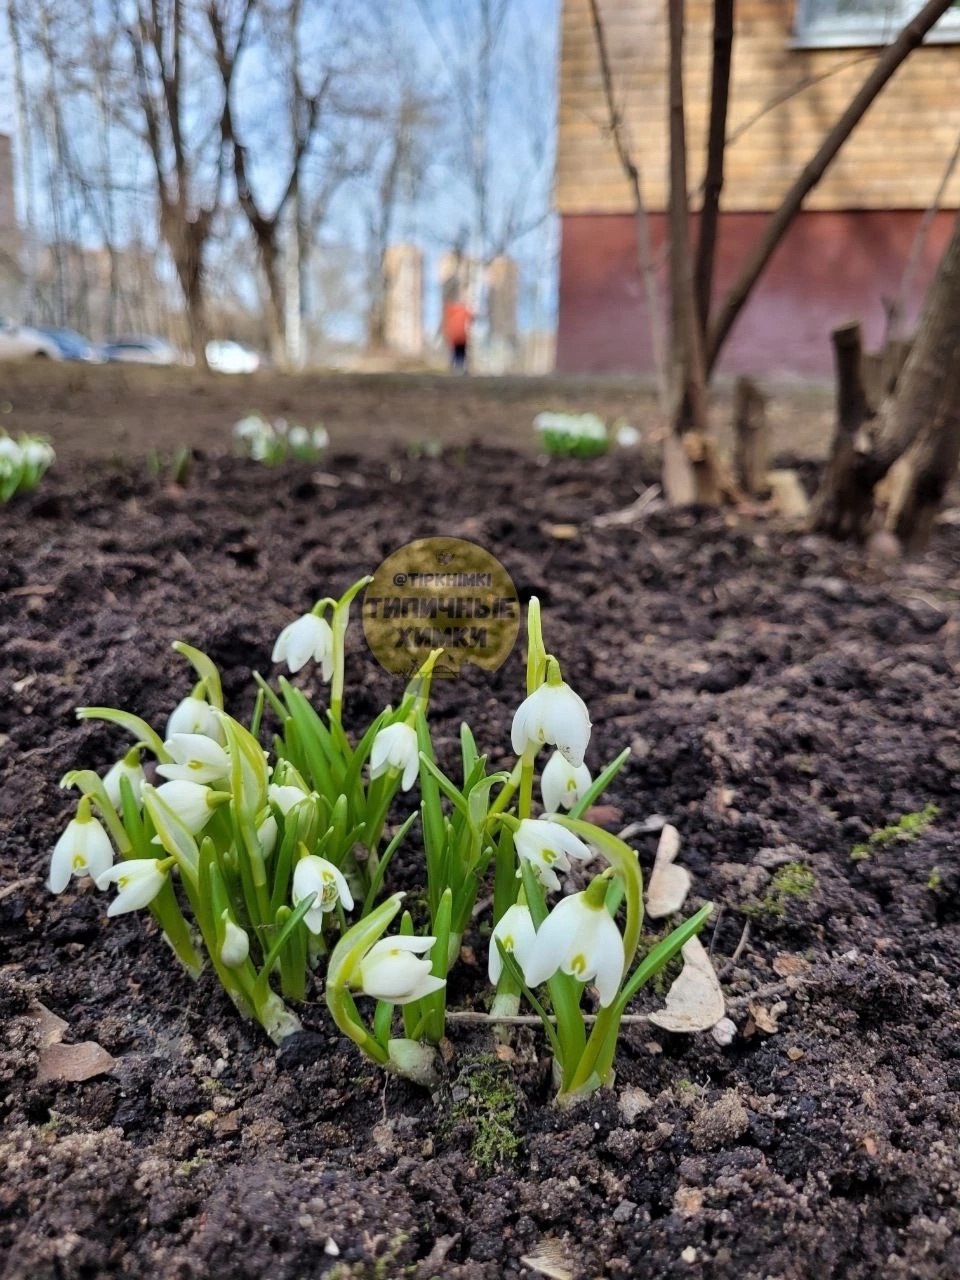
[534,411,609,459]
[48,580,718,1100]
[0,431,55,501]
[233,412,329,464]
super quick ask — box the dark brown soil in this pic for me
[3,425,960,1279]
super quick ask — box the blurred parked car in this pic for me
[101,336,181,365]
[206,339,261,374]
[0,319,63,360]
[35,327,105,363]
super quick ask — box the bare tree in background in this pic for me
[213,0,339,365]
[112,0,255,365]
[588,0,957,504]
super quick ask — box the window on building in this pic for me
[793,0,960,47]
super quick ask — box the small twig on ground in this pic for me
[592,485,663,528]
[718,920,751,980]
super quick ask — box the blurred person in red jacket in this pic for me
[442,298,473,372]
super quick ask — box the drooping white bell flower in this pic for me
[220,913,251,968]
[95,858,168,916]
[369,722,420,792]
[268,783,313,815]
[513,817,593,893]
[154,779,221,834]
[166,695,226,743]
[155,733,231,784]
[357,935,446,1004]
[49,804,114,894]
[511,680,591,768]
[540,751,592,814]
[488,902,537,985]
[292,855,354,933]
[271,612,335,678]
[522,887,625,1007]
[103,751,146,809]
[258,813,279,858]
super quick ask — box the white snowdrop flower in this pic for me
[49,807,114,894]
[288,424,309,449]
[103,754,146,809]
[271,612,335,678]
[311,426,329,450]
[511,680,592,768]
[156,733,231,784]
[166,695,226,743]
[268,783,313,815]
[233,414,267,440]
[369,722,420,792]
[357,936,446,1004]
[488,902,537,985]
[615,423,642,448]
[292,855,354,933]
[154,779,220,834]
[22,438,55,467]
[258,813,279,858]
[220,914,250,968]
[540,751,592,814]
[95,858,167,916]
[522,889,625,1007]
[0,436,21,461]
[513,817,592,893]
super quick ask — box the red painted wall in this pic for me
[556,210,957,377]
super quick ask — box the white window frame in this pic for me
[792,0,960,48]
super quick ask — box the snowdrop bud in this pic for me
[154,779,223,834]
[96,858,167,916]
[293,855,354,933]
[220,913,250,968]
[268,783,313,815]
[103,749,146,809]
[522,880,625,1007]
[166,695,226,743]
[49,801,114,894]
[369,722,420,792]
[271,612,334,678]
[155,733,230,784]
[540,751,592,814]
[357,936,446,1004]
[258,813,279,858]
[488,902,537,985]
[513,817,593,893]
[511,679,592,768]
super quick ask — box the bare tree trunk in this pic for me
[706,0,956,373]
[732,375,768,497]
[665,0,721,505]
[808,322,875,537]
[694,0,734,340]
[587,0,669,415]
[812,208,960,544]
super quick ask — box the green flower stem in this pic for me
[326,983,389,1065]
[148,877,204,978]
[518,747,536,821]
[520,862,585,1086]
[329,577,372,724]
[487,760,521,819]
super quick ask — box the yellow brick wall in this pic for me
[557,0,960,213]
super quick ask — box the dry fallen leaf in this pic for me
[646,823,692,919]
[29,1002,116,1084]
[772,952,808,977]
[748,999,787,1035]
[520,1242,574,1280]
[648,937,725,1034]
